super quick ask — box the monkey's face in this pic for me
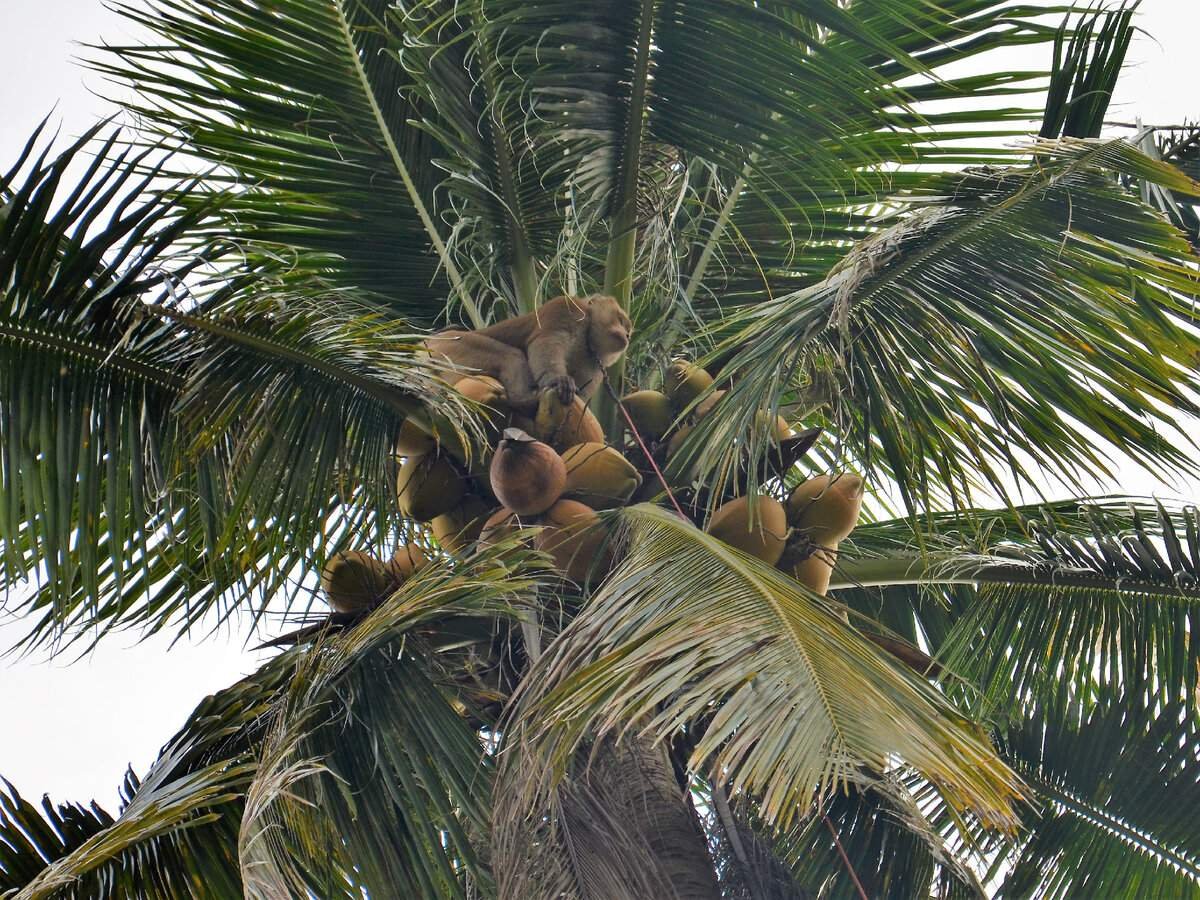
[588,295,632,366]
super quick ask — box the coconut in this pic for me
[620,390,674,442]
[694,388,727,420]
[430,495,492,554]
[706,495,788,566]
[536,395,605,450]
[785,473,864,542]
[561,443,641,509]
[456,375,510,435]
[394,418,436,457]
[534,499,609,582]
[489,428,567,515]
[664,360,714,409]
[789,544,837,596]
[477,507,520,549]
[756,410,793,441]
[666,424,693,460]
[321,550,391,614]
[397,453,466,522]
[387,543,429,582]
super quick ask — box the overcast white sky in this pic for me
[1,0,1198,811]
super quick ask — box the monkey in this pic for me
[425,294,632,413]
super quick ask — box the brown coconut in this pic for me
[321,550,392,614]
[397,453,466,522]
[621,390,674,442]
[785,473,864,543]
[395,418,436,457]
[455,375,510,435]
[707,495,789,566]
[664,360,714,410]
[477,507,520,549]
[534,499,609,582]
[489,428,566,515]
[694,388,727,420]
[387,543,429,581]
[430,495,492,554]
[561,443,641,509]
[666,424,693,460]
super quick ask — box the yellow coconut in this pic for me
[321,550,392,614]
[534,499,609,582]
[789,544,837,595]
[397,453,467,522]
[387,543,429,582]
[785,473,864,542]
[694,389,727,420]
[537,395,605,450]
[664,360,714,410]
[755,410,793,441]
[489,428,566,515]
[706,495,789,566]
[620,390,674,442]
[430,495,493,554]
[561,443,642,509]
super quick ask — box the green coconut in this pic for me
[620,390,674,442]
[664,360,714,410]
[535,394,605,450]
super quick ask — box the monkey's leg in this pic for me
[427,332,539,411]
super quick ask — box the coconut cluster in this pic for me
[619,360,864,595]
[381,373,640,588]
[319,360,863,612]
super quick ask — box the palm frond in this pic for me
[0,124,468,649]
[498,504,1025,862]
[93,0,481,324]
[241,547,543,898]
[993,699,1200,899]
[831,498,1200,715]
[684,139,1200,512]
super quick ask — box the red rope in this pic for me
[825,814,870,900]
[602,376,689,521]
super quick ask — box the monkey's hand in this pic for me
[539,374,577,405]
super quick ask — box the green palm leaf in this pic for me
[0,125,469,648]
[831,499,1200,715]
[240,545,543,898]
[993,700,1200,899]
[94,0,481,324]
[684,139,1200,511]
[498,504,1024,854]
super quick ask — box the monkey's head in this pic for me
[586,294,632,366]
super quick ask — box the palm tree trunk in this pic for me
[566,733,721,900]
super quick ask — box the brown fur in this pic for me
[426,295,632,413]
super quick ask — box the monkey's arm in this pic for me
[526,333,579,404]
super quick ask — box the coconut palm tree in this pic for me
[3,1,1200,896]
